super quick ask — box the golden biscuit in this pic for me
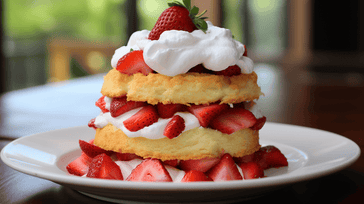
[101,69,263,105]
[94,124,261,161]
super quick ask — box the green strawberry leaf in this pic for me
[190,6,199,16]
[183,0,191,10]
[193,18,208,33]
[168,1,184,7]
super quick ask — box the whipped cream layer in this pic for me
[94,97,263,140]
[111,21,254,76]
[94,109,200,140]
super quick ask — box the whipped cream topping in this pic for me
[111,21,254,76]
[94,97,264,140]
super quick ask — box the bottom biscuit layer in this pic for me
[93,124,261,161]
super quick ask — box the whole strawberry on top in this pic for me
[148,0,208,40]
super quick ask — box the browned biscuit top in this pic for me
[101,69,263,105]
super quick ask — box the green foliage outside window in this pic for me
[4,0,127,44]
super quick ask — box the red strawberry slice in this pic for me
[206,153,243,181]
[163,159,179,167]
[157,103,186,119]
[148,1,207,40]
[250,116,267,130]
[123,105,159,132]
[86,153,123,180]
[243,45,247,57]
[255,146,288,169]
[115,152,142,161]
[163,115,185,139]
[238,162,264,179]
[210,107,257,134]
[116,50,153,76]
[233,153,256,164]
[88,118,97,129]
[233,102,245,109]
[66,152,92,176]
[181,170,213,182]
[213,65,241,77]
[187,103,229,127]
[95,96,109,113]
[179,156,221,173]
[110,96,147,118]
[79,139,111,158]
[188,64,211,74]
[126,159,173,182]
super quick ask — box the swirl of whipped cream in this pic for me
[111,21,254,77]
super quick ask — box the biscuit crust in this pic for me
[93,124,261,161]
[101,69,262,105]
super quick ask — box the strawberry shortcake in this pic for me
[67,0,288,182]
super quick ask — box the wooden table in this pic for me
[1,65,363,203]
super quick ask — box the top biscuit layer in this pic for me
[101,69,262,105]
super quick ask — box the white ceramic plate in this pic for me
[1,123,360,204]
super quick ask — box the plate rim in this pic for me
[1,122,361,192]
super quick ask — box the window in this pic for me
[2,0,307,92]
[2,0,128,91]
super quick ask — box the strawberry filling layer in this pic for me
[67,139,288,182]
[90,96,266,139]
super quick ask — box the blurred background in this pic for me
[1,0,363,92]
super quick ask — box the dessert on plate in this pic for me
[66,0,288,182]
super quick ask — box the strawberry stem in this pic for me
[196,10,207,19]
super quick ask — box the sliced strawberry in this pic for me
[233,153,256,164]
[66,152,92,176]
[123,105,159,132]
[157,103,186,119]
[95,96,109,113]
[243,45,247,57]
[86,153,123,180]
[88,139,95,144]
[115,152,142,161]
[116,50,153,75]
[210,107,257,134]
[233,102,245,109]
[163,159,179,167]
[187,103,229,127]
[79,139,111,158]
[126,159,173,182]
[181,170,213,182]
[250,116,267,130]
[88,118,97,130]
[255,146,288,169]
[163,115,185,139]
[238,162,264,179]
[206,153,243,181]
[179,156,221,173]
[213,65,241,77]
[188,64,211,74]
[110,96,146,118]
